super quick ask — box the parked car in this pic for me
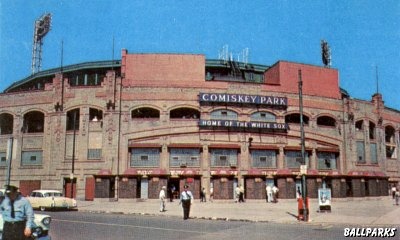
[27,190,77,211]
[0,189,52,240]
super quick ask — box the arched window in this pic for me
[369,121,376,140]
[210,110,238,120]
[0,113,13,135]
[170,108,200,119]
[285,113,309,125]
[66,109,80,131]
[22,111,45,133]
[251,112,276,122]
[384,125,395,143]
[89,108,103,121]
[355,120,363,131]
[131,107,160,119]
[317,116,336,127]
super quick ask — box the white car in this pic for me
[27,190,77,211]
[0,189,52,239]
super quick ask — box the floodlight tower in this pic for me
[31,13,52,74]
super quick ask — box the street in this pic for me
[45,211,379,240]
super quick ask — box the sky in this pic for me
[0,0,399,110]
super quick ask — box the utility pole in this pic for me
[6,137,13,186]
[70,111,77,199]
[298,69,308,221]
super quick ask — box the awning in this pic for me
[170,169,201,176]
[96,169,112,176]
[122,168,168,176]
[210,169,238,176]
[209,144,241,149]
[275,169,292,176]
[168,143,202,149]
[128,143,161,148]
[347,171,387,177]
[249,145,279,150]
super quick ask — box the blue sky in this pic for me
[1,1,399,110]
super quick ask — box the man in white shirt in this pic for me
[159,186,166,212]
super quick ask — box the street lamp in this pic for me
[298,69,308,221]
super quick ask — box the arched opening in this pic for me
[0,113,13,135]
[317,116,336,127]
[250,112,276,122]
[369,121,376,140]
[89,108,103,121]
[131,107,160,119]
[210,109,238,120]
[355,120,363,131]
[22,111,45,133]
[170,107,200,119]
[285,113,309,125]
[66,108,80,131]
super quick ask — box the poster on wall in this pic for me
[318,188,332,212]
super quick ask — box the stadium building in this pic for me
[0,49,399,200]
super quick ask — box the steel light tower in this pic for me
[32,13,52,74]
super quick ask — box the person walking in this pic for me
[239,185,245,203]
[209,186,214,202]
[266,184,272,203]
[179,185,194,220]
[391,186,397,199]
[272,185,279,203]
[159,186,167,212]
[200,187,206,202]
[235,185,240,203]
[169,185,175,202]
[0,185,34,240]
[395,188,400,206]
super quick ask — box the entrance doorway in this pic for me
[168,178,180,200]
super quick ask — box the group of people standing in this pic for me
[266,184,279,203]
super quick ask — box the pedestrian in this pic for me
[159,186,166,212]
[266,184,272,203]
[239,185,245,202]
[391,186,397,199]
[235,185,240,203]
[395,188,400,206]
[0,184,34,240]
[179,185,194,220]
[209,186,214,202]
[272,185,279,203]
[200,187,206,202]
[296,186,301,201]
[169,185,175,202]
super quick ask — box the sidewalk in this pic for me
[76,196,400,226]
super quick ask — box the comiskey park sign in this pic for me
[198,92,289,131]
[199,93,287,107]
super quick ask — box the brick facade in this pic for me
[0,51,399,201]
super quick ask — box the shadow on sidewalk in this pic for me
[286,211,298,220]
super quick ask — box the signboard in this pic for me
[199,93,287,107]
[318,188,332,212]
[199,119,288,130]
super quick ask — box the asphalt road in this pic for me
[46,211,391,240]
